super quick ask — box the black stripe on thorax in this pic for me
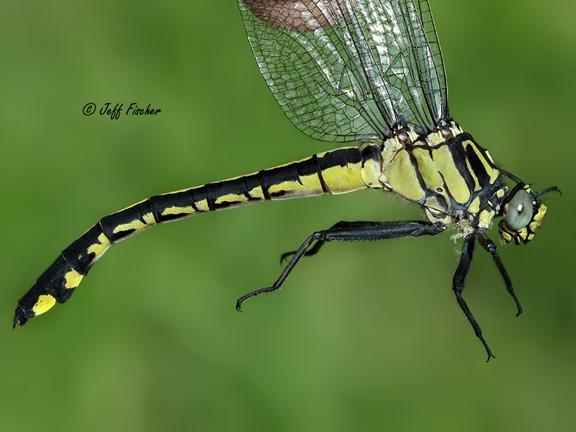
[406,150,430,205]
[473,142,497,170]
[465,144,491,187]
[447,134,478,198]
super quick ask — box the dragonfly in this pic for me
[14,0,559,360]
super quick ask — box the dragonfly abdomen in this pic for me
[14,145,383,326]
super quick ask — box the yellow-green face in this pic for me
[499,186,548,244]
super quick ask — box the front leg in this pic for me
[477,234,522,317]
[236,220,445,311]
[452,234,495,361]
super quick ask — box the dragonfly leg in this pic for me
[477,234,523,317]
[237,220,445,311]
[452,234,495,362]
[280,239,323,264]
[279,221,354,263]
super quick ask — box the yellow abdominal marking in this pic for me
[433,146,470,204]
[113,219,148,234]
[214,193,247,205]
[299,174,324,193]
[268,175,323,197]
[247,187,265,200]
[194,199,210,212]
[32,294,56,316]
[321,163,365,194]
[87,233,111,258]
[361,157,383,188]
[161,206,196,217]
[143,212,156,225]
[64,269,84,289]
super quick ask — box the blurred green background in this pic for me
[0,1,575,431]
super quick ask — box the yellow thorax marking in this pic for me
[432,145,470,204]
[478,208,495,230]
[412,148,444,192]
[425,123,463,146]
[468,196,481,214]
[425,196,445,213]
[384,149,425,202]
[465,141,499,184]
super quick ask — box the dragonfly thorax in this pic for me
[377,126,504,231]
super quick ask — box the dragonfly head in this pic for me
[498,184,559,245]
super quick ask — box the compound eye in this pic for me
[506,190,534,230]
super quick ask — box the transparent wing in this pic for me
[238,0,449,142]
[414,0,449,119]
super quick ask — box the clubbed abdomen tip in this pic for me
[12,306,29,329]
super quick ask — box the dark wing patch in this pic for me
[244,0,332,32]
